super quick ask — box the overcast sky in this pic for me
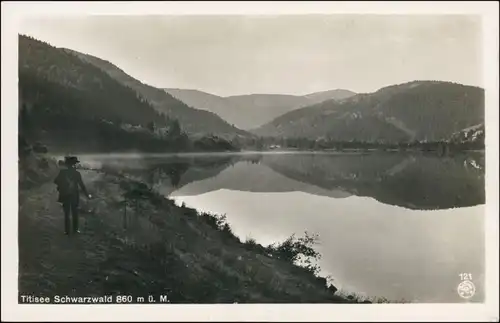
[19,15,482,96]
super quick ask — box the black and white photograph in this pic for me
[2,1,499,322]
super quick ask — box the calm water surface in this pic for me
[76,151,485,303]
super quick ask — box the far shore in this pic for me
[46,148,485,160]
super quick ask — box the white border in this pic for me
[2,1,498,322]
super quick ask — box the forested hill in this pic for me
[18,35,241,152]
[65,49,248,137]
[253,81,485,143]
[19,35,173,128]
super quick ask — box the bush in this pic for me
[202,213,228,231]
[245,237,257,246]
[266,232,322,275]
[183,207,199,218]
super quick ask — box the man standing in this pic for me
[54,156,91,235]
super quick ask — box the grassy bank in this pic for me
[18,152,375,303]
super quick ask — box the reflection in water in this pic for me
[262,153,484,210]
[75,151,485,302]
[163,152,484,210]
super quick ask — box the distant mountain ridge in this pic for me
[303,89,357,104]
[252,81,485,143]
[164,88,356,130]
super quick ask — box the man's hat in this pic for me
[64,156,80,165]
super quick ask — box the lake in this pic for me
[76,151,485,303]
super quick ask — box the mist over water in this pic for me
[76,151,485,302]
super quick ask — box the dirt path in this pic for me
[19,170,116,297]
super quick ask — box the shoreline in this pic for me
[18,153,383,304]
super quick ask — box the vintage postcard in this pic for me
[2,1,499,322]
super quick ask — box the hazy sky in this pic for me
[19,15,482,96]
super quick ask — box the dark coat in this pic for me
[54,168,89,203]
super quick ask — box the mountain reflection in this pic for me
[79,151,485,210]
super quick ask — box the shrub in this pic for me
[245,237,257,246]
[266,232,322,275]
[201,213,228,231]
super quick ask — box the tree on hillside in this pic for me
[170,119,181,137]
[147,121,156,133]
